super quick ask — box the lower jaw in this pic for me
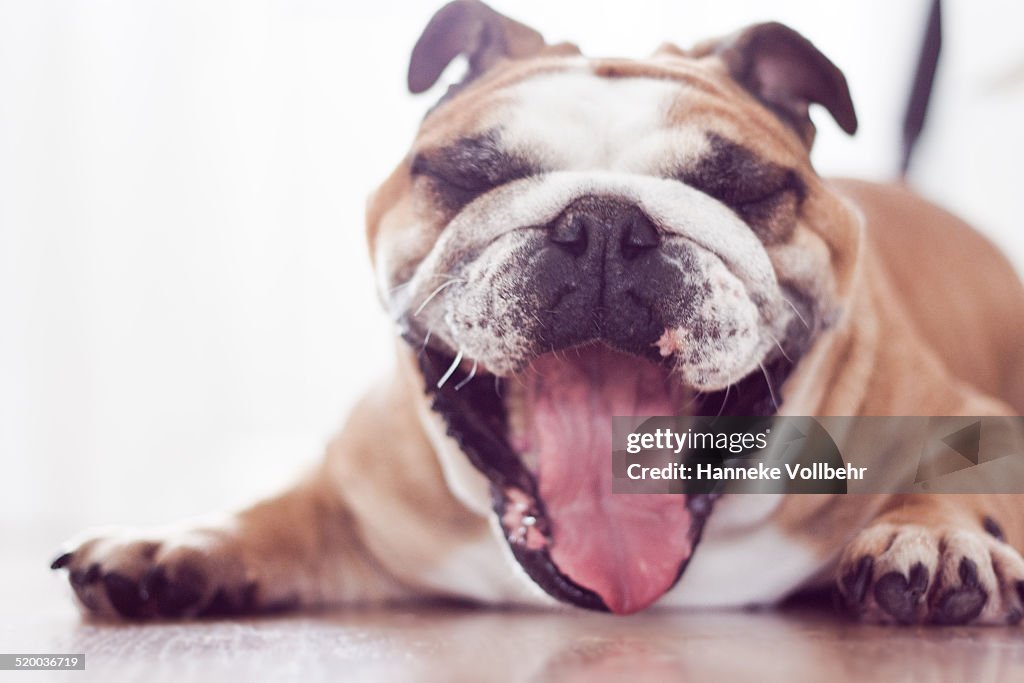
[497,484,718,614]
[415,341,786,613]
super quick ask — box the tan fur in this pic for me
[838,179,1024,410]
[325,344,495,586]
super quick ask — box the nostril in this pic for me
[549,213,589,258]
[620,214,660,260]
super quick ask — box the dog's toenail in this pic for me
[983,516,1006,542]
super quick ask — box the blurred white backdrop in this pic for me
[1,0,1021,542]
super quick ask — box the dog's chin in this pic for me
[416,339,791,614]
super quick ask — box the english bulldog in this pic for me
[53,1,1024,625]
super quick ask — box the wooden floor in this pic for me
[6,538,1024,682]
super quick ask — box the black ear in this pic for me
[707,22,858,146]
[408,0,546,96]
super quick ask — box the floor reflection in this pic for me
[44,604,1024,682]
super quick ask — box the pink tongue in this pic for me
[518,346,694,614]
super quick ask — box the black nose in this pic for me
[548,197,660,261]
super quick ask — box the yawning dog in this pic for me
[54,1,1024,625]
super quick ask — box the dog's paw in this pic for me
[836,521,1024,625]
[51,526,269,620]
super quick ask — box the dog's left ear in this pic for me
[697,22,858,146]
[408,0,546,97]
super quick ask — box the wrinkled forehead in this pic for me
[500,70,710,173]
[414,58,807,170]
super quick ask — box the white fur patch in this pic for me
[413,392,495,518]
[663,495,822,607]
[497,69,706,174]
[657,248,763,389]
[414,526,559,607]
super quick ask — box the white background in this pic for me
[1,0,1022,541]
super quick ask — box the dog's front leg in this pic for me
[51,468,406,619]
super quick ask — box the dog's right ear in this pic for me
[694,22,857,147]
[408,0,546,96]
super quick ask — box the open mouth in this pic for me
[416,340,792,614]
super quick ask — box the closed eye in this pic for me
[675,133,806,241]
[410,155,498,194]
[676,149,804,210]
[726,171,803,210]
[411,131,542,211]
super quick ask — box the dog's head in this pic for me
[366,0,862,614]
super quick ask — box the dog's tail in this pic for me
[900,0,942,177]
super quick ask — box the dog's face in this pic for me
[366,1,863,614]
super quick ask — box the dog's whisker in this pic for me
[413,278,465,317]
[759,360,780,413]
[421,329,432,350]
[390,271,459,295]
[682,390,703,413]
[715,384,732,419]
[529,311,546,338]
[765,331,792,363]
[454,359,478,391]
[781,296,810,330]
[437,349,464,389]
